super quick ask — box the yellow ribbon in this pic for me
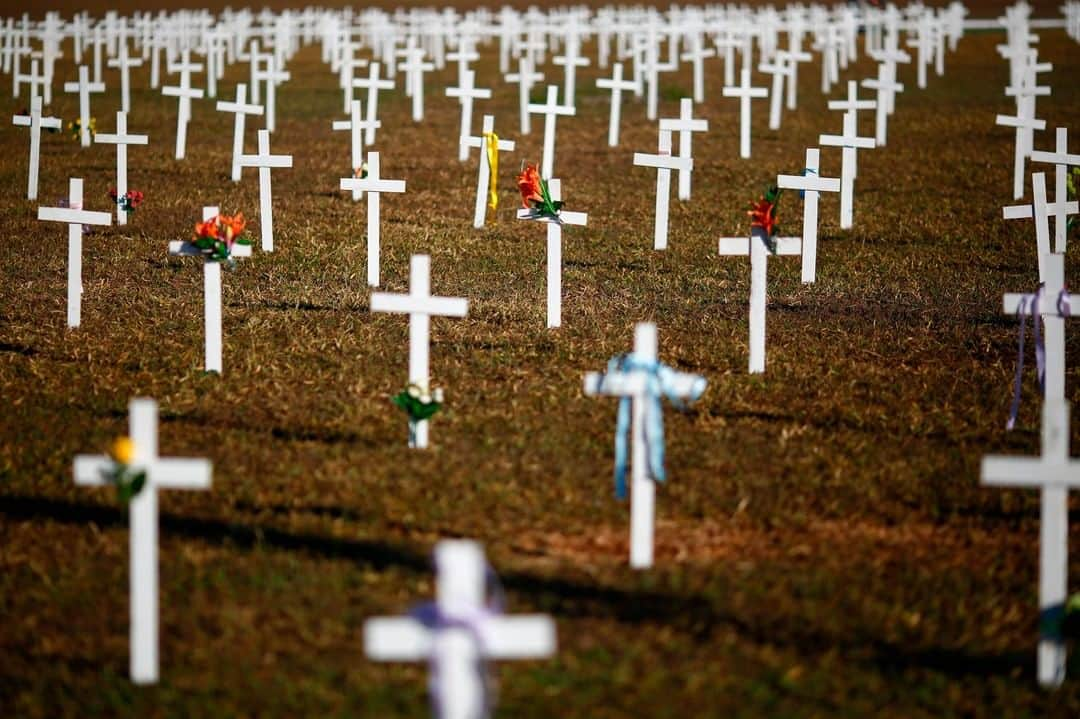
[484,132,499,214]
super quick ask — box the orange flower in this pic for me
[748,197,777,237]
[517,164,544,209]
[194,217,219,239]
[220,213,246,242]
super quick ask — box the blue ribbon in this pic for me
[799,167,817,199]
[603,353,707,499]
[1007,286,1071,430]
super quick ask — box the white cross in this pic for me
[634,130,691,251]
[658,98,708,201]
[595,62,638,147]
[63,65,105,147]
[161,51,204,160]
[352,62,394,145]
[776,148,841,283]
[464,114,515,228]
[106,40,142,112]
[14,57,44,100]
[516,178,588,327]
[1003,173,1076,282]
[340,151,406,287]
[12,95,61,201]
[1030,127,1080,250]
[981,399,1080,688]
[528,85,576,179]
[722,68,768,159]
[446,69,492,163]
[758,53,792,131]
[238,129,293,252]
[399,45,434,122]
[254,55,290,134]
[1004,251,1073,404]
[74,397,212,684]
[718,228,802,374]
[215,83,264,183]
[819,111,876,230]
[583,322,707,568]
[553,32,589,105]
[505,53,543,136]
[365,539,555,717]
[370,254,468,449]
[827,80,876,180]
[168,205,253,374]
[37,178,113,328]
[332,99,381,201]
[998,76,1050,200]
[861,65,904,146]
[94,111,149,226]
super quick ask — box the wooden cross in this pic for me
[238,129,293,252]
[505,53,543,136]
[1030,127,1080,250]
[516,178,588,327]
[1003,173,1076,280]
[718,229,802,374]
[12,95,61,201]
[861,65,904,145]
[595,62,638,147]
[722,67,768,159]
[819,111,876,230]
[340,151,406,287]
[399,45,434,122]
[37,178,113,328]
[168,205,253,374]
[161,51,205,160]
[106,40,142,113]
[826,80,876,180]
[446,70,492,163]
[464,114,515,228]
[776,148,841,283]
[94,111,149,226]
[365,540,555,716]
[998,72,1050,200]
[332,99,381,201]
[215,83,264,183]
[583,322,707,568]
[658,98,708,201]
[982,399,1080,688]
[634,130,692,251]
[74,397,212,684]
[351,61,394,145]
[62,65,105,147]
[370,255,468,449]
[528,85,576,179]
[1004,251,1073,404]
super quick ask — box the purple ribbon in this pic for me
[409,564,505,719]
[1007,286,1071,430]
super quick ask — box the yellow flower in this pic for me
[109,436,136,465]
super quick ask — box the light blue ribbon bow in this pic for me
[604,353,707,499]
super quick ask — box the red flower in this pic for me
[517,164,544,209]
[748,196,777,237]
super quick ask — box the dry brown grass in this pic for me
[2,14,1080,718]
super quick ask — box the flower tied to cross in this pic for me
[517,163,563,221]
[393,382,444,423]
[601,353,707,499]
[1007,285,1071,430]
[68,116,96,140]
[108,188,144,214]
[484,132,500,214]
[100,436,147,504]
[748,185,782,253]
[407,556,505,718]
[192,212,251,263]
[354,162,369,179]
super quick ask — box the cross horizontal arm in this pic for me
[982,456,1080,487]
[162,87,206,99]
[1003,204,1033,219]
[216,101,264,115]
[482,616,557,658]
[995,114,1046,130]
[777,174,841,192]
[819,134,876,149]
[1003,293,1069,315]
[584,369,706,398]
[238,154,293,169]
[658,119,708,132]
[340,178,405,193]
[516,209,588,226]
[74,455,110,486]
[370,294,469,317]
[633,153,693,171]
[365,617,431,660]
[95,133,149,145]
[462,136,515,151]
[1031,150,1080,166]
[718,236,802,256]
[39,207,113,226]
[169,240,253,258]
[154,458,212,489]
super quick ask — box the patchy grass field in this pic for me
[3,9,1080,717]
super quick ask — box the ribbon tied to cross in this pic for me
[483,131,499,213]
[1008,285,1072,430]
[603,353,707,499]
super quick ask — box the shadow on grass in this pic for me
[0,493,1034,684]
